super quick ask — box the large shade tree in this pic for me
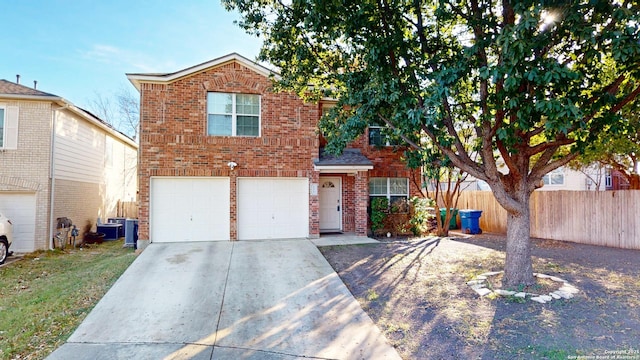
[225,0,640,286]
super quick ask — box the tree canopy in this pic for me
[570,102,640,189]
[225,0,640,286]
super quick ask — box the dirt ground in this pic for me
[319,233,640,360]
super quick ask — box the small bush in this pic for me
[370,196,439,237]
[409,197,435,235]
[370,197,389,233]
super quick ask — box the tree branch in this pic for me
[527,136,575,157]
[496,138,520,178]
[377,114,422,150]
[609,84,640,114]
[527,125,545,138]
[420,123,486,181]
[529,153,579,192]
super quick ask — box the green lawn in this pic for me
[0,240,137,359]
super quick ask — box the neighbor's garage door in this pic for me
[150,177,230,242]
[0,192,36,252]
[237,178,309,240]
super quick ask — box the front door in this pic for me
[319,177,342,231]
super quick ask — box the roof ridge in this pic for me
[126,53,280,91]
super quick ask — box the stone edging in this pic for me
[466,271,579,303]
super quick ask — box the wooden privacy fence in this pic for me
[116,200,138,218]
[455,190,640,250]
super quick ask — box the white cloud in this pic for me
[79,44,175,73]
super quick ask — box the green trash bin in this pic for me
[439,208,458,229]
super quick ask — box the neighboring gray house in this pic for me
[0,79,137,252]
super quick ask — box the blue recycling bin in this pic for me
[459,210,482,234]
[124,219,139,247]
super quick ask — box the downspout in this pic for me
[48,103,69,249]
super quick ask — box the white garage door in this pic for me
[0,192,36,252]
[151,177,230,242]
[238,178,309,240]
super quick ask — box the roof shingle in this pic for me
[0,79,59,97]
[314,148,374,167]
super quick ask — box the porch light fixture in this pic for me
[227,161,238,170]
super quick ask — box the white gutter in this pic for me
[313,165,374,173]
[0,94,62,102]
[48,103,69,249]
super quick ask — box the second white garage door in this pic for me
[237,178,309,240]
[151,177,230,242]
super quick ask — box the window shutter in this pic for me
[4,106,19,149]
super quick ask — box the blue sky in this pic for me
[0,0,263,110]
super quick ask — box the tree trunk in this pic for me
[503,202,535,287]
[436,208,451,237]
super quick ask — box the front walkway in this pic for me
[312,234,380,247]
[47,239,399,360]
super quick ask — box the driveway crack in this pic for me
[212,242,234,347]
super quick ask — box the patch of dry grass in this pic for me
[321,235,640,359]
[0,240,136,359]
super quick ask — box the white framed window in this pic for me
[368,126,399,146]
[605,169,612,188]
[0,105,18,150]
[369,177,409,212]
[207,92,260,137]
[543,168,564,185]
[0,107,5,148]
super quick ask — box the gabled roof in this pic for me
[126,53,279,91]
[0,79,61,100]
[0,79,137,148]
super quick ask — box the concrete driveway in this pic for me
[47,239,401,360]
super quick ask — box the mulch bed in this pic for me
[320,233,640,359]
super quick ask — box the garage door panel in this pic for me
[151,182,189,242]
[151,178,230,242]
[237,178,309,240]
[0,193,36,252]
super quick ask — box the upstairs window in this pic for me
[543,168,564,185]
[207,93,260,137]
[0,105,18,149]
[368,122,400,146]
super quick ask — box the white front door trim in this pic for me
[319,176,342,232]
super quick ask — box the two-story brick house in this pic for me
[127,53,419,247]
[0,79,138,252]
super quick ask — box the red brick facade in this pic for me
[132,55,419,242]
